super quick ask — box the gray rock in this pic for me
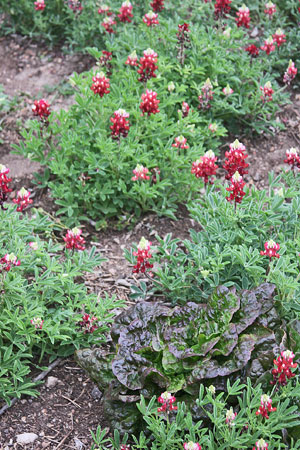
[16,433,38,444]
[74,437,85,449]
[46,376,59,388]
[91,386,102,400]
[250,26,259,37]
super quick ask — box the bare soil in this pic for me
[0,33,300,450]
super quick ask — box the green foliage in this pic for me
[91,378,300,449]
[75,283,298,433]
[126,171,300,312]
[16,15,290,225]
[0,0,105,50]
[0,205,122,402]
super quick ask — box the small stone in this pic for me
[91,386,102,400]
[16,433,38,445]
[116,279,131,288]
[46,376,59,388]
[74,437,85,449]
[250,26,258,37]
[253,172,261,181]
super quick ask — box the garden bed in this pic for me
[1,1,300,448]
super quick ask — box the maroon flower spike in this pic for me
[102,16,116,33]
[110,109,130,140]
[157,391,178,413]
[118,1,133,23]
[90,72,110,97]
[137,48,158,83]
[0,164,12,210]
[150,0,165,12]
[198,78,214,110]
[34,0,45,10]
[226,171,246,206]
[151,167,160,184]
[176,23,191,44]
[272,28,286,47]
[32,99,50,120]
[64,227,86,251]
[260,82,274,103]
[181,101,190,117]
[214,0,232,19]
[223,139,249,180]
[245,44,260,57]
[256,394,276,419]
[260,239,280,260]
[13,187,33,212]
[271,350,297,386]
[283,60,297,85]
[143,10,159,27]
[235,5,251,28]
[140,90,160,116]
[99,50,113,76]
[79,314,98,334]
[0,253,21,273]
[191,150,218,184]
[176,23,191,65]
[133,238,153,274]
[99,50,112,65]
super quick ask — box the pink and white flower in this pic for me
[172,136,189,149]
[183,443,201,450]
[223,84,234,96]
[132,164,150,181]
[260,239,280,260]
[64,227,86,251]
[13,187,33,212]
[143,10,159,27]
[31,317,44,329]
[34,0,45,10]
[264,1,276,17]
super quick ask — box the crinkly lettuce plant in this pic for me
[91,377,300,449]
[76,282,300,433]
[0,205,122,402]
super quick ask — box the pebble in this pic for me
[16,432,38,444]
[46,376,59,388]
[250,26,259,37]
[91,386,102,400]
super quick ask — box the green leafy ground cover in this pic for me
[0,206,122,402]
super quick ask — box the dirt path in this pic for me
[1,33,300,449]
